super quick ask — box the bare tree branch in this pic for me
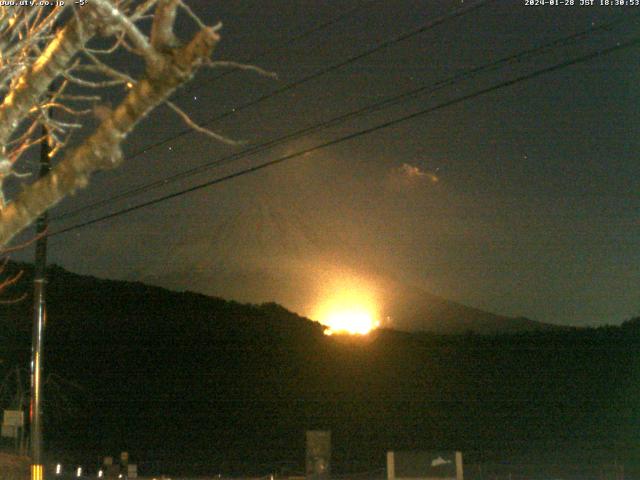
[206,59,278,79]
[166,100,240,146]
[0,23,221,246]
[0,6,98,147]
[151,0,179,49]
[0,1,270,249]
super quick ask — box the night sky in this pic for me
[14,1,639,327]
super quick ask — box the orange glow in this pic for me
[321,307,379,335]
[311,274,381,336]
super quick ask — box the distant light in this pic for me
[311,271,381,336]
[98,470,104,478]
[56,464,62,475]
[76,467,82,477]
[118,475,123,479]
[322,308,379,336]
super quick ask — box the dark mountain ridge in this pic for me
[1,262,639,477]
[141,265,560,335]
[380,279,560,334]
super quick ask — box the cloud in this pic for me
[388,163,439,190]
[399,163,427,179]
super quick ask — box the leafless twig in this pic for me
[166,100,242,146]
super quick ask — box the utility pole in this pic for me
[30,121,51,480]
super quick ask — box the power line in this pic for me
[49,36,640,238]
[52,2,391,222]
[101,0,494,163]
[52,11,639,222]
[175,0,385,100]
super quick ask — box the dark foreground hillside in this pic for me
[1,263,640,476]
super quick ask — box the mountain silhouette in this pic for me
[0,262,638,477]
[139,264,559,335]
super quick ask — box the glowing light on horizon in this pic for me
[311,274,381,336]
[321,307,379,335]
